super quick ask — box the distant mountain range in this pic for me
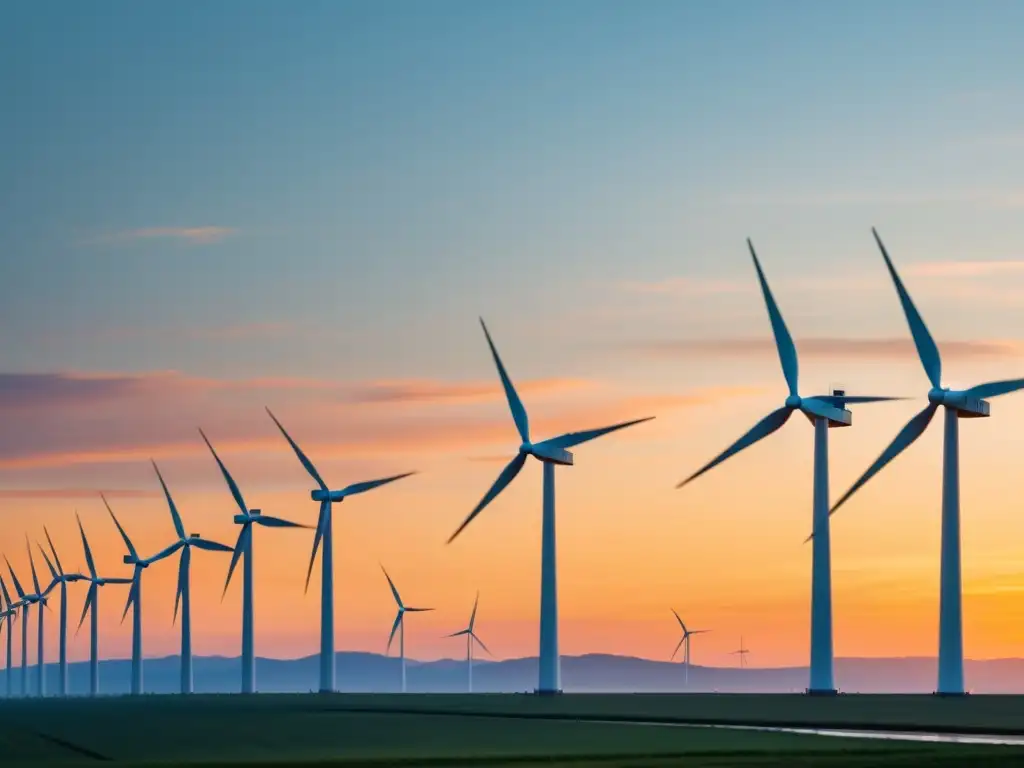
[4,653,1024,696]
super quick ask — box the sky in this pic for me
[4,0,1024,672]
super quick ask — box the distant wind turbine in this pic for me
[105,494,162,695]
[267,408,417,693]
[4,558,38,696]
[731,636,750,668]
[76,512,133,697]
[38,528,85,697]
[24,539,50,697]
[151,461,234,695]
[677,240,899,695]
[0,575,18,697]
[445,592,491,692]
[381,565,432,693]
[826,228,1024,697]
[201,429,308,694]
[448,318,654,695]
[670,609,710,687]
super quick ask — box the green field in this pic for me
[0,693,1023,767]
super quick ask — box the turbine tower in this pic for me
[0,575,18,697]
[827,228,1024,696]
[200,429,307,694]
[76,512,133,697]
[266,408,416,693]
[38,529,85,697]
[106,495,160,695]
[4,559,38,696]
[731,636,750,668]
[677,240,899,696]
[151,461,233,695]
[448,319,654,695]
[670,609,710,687]
[381,565,432,693]
[445,592,491,693]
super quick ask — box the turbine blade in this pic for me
[381,564,403,609]
[670,636,685,661]
[103,495,138,560]
[339,471,417,498]
[148,541,184,564]
[265,408,328,491]
[43,526,64,576]
[37,542,59,583]
[121,576,137,624]
[827,401,939,520]
[254,515,309,528]
[873,228,942,389]
[671,608,686,632]
[677,406,793,489]
[76,513,98,579]
[536,416,655,452]
[386,612,402,654]
[304,501,327,594]
[446,629,470,637]
[152,461,187,540]
[0,574,12,608]
[748,239,799,397]
[471,632,492,656]
[223,525,250,599]
[77,584,95,634]
[468,591,479,632]
[405,607,433,612]
[965,378,1024,400]
[690,629,712,635]
[173,553,185,626]
[479,318,530,444]
[191,538,234,553]
[5,559,25,599]
[27,538,43,596]
[447,453,528,544]
[198,428,249,515]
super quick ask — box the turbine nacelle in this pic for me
[522,442,574,466]
[123,555,148,568]
[311,489,347,503]
[233,514,249,525]
[929,388,990,417]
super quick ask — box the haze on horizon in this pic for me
[4,0,1024,672]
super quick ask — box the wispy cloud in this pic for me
[621,274,884,297]
[106,226,236,245]
[0,488,159,499]
[905,261,1024,278]
[628,337,1024,361]
[346,377,592,404]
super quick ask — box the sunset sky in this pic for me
[5,1,1024,671]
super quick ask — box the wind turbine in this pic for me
[0,575,18,697]
[676,240,899,695]
[151,461,234,695]
[381,565,432,693]
[731,636,750,668]
[200,429,307,694]
[448,318,654,695]
[266,407,417,693]
[445,592,491,693]
[23,539,50,697]
[4,558,38,696]
[38,528,85,697]
[76,512,133,697]
[105,494,161,695]
[670,609,710,687]
[826,228,1024,696]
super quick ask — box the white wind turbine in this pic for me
[266,408,417,693]
[200,428,308,694]
[0,576,18,697]
[731,636,750,668]
[677,240,899,695]
[381,565,433,693]
[826,228,1024,696]
[38,529,86,697]
[151,461,233,695]
[445,592,491,693]
[670,609,710,687]
[75,512,133,697]
[448,318,654,695]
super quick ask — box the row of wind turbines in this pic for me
[2,228,1014,699]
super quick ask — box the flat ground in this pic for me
[0,693,1022,767]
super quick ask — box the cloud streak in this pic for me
[629,337,1024,361]
[108,226,236,245]
[0,488,160,499]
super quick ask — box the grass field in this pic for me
[0,693,1023,766]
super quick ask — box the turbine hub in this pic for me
[518,442,533,455]
[784,394,801,409]
[928,387,948,405]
